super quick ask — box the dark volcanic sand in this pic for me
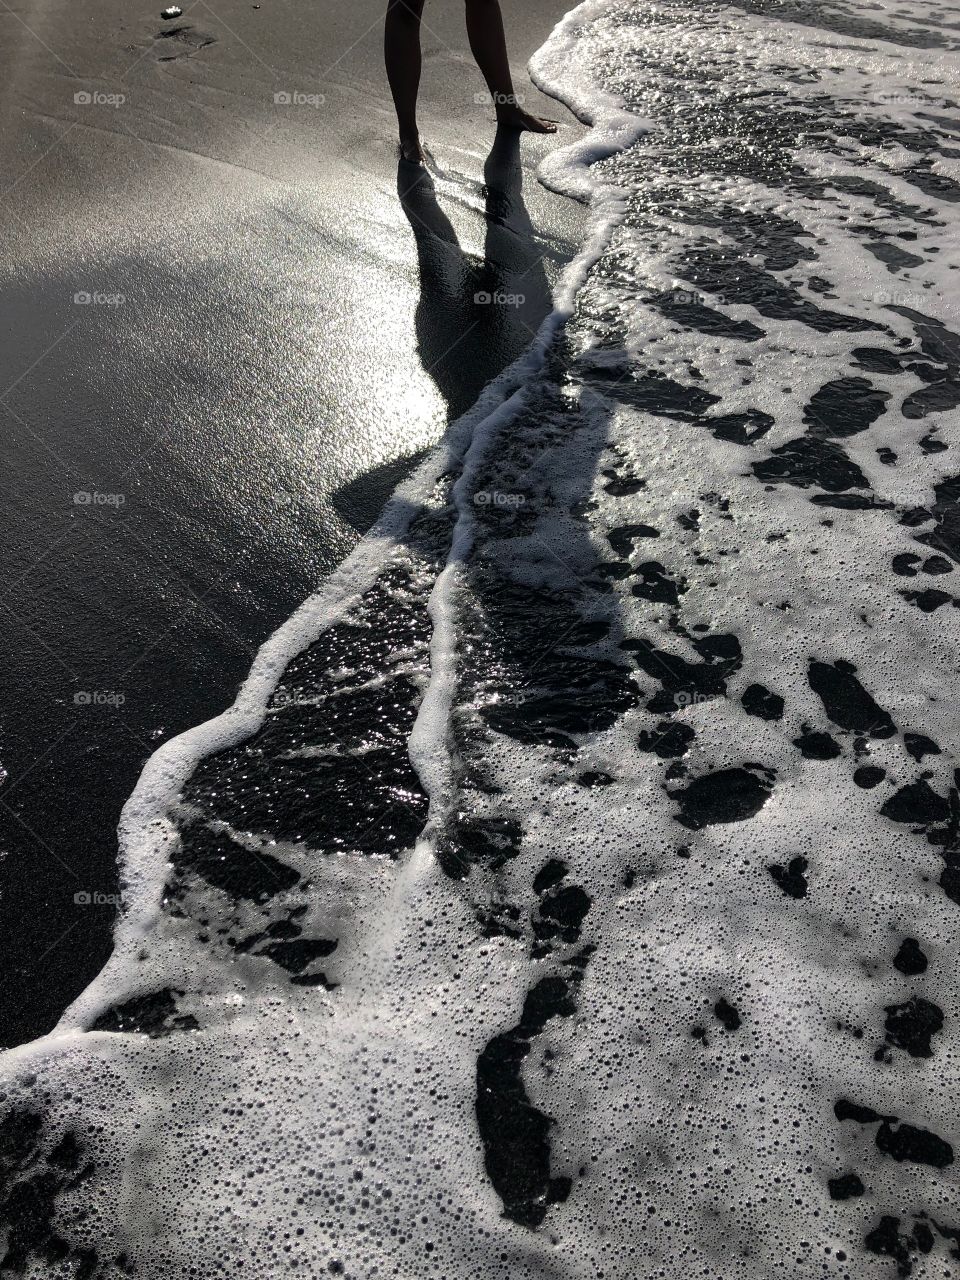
[0,0,583,1046]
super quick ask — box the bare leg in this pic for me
[464,0,557,133]
[385,0,428,163]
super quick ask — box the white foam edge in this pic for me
[530,0,655,202]
[406,0,653,861]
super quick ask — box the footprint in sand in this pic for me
[154,24,216,61]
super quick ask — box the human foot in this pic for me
[494,103,557,133]
[399,133,427,164]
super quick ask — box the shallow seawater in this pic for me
[3,0,960,1276]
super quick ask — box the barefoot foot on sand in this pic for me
[495,103,557,133]
[399,134,427,164]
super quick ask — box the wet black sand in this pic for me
[0,0,583,1046]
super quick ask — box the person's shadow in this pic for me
[330,129,559,531]
[397,127,556,423]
